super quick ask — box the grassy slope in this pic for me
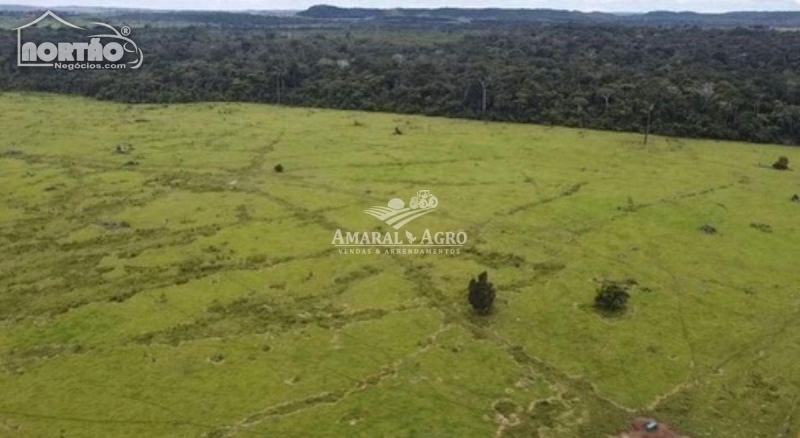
[0,93,798,438]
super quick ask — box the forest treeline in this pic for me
[300,5,800,28]
[2,22,800,145]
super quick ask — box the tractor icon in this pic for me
[409,190,438,210]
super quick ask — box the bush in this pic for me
[594,281,631,313]
[700,224,717,235]
[468,271,496,315]
[750,222,773,233]
[274,164,284,173]
[773,156,790,170]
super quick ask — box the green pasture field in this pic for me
[0,93,798,437]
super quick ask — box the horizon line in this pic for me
[1,4,800,14]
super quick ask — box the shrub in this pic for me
[773,156,790,170]
[274,164,284,173]
[700,224,717,235]
[594,281,631,313]
[468,271,496,315]
[750,222,773,233]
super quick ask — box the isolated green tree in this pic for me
[468,271,496,315]
[773,156,790,170]
[594,281,630,313]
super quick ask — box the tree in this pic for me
[477,77,489,116]
[572,95,589,127]
[597,87,615,113]
[773,156,790,170]
[468,271,496,315]
[643,103,656,145]
[273,66,288,105]
[594,281,631,313]
[697,82,716,101]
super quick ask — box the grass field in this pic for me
[0,92,798,438]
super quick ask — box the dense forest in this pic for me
[300,5,800,28]
[2,8,800,145]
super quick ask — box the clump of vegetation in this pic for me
[352,119,365,127]
[274,164,284,173]
[468,271,496,315]
[791,194,799,203]
[114,143,134,154]
[700,224,717,235]
[594,280,632,314]
[393,126,404,135]
[750,222,773,233]
[95,220,131,230]
[772,156,790,170]
[0,149,25,158]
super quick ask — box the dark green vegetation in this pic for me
[4,10,800,144]
[593,280,633,314]
[300,5,800,27]
[467,271,496,315]
[773,156,791,170]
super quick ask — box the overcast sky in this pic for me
[6,0,800,13]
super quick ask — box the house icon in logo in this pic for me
[13,11,85,67]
